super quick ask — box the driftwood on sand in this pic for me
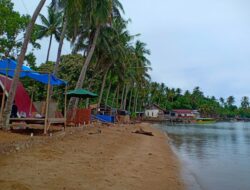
[88,129,102,135]
[133,128,154,136]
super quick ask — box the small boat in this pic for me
[196,118,216,124]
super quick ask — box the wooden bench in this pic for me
[47,118,66,131]
[9,117,66,133]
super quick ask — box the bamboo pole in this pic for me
[0,68,8,120]
[44,74,51,134]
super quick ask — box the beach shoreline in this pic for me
[0,123,184,190]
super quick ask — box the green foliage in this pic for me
[57,54,83,88]
[144,82,250,119]
[36,6,63,41]
[24,52,37,69]
[241,96,249,109]
[0,0,41,57]
[5,0,250,120]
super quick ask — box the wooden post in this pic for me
[0,68,8,121]
[64,84,67,130]
[29,90,34,117]
[44,74,51,134]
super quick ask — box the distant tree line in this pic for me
[1,0,249,129]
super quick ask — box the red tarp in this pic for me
[0,75,37,116]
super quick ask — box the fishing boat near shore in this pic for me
[196,118,216,124]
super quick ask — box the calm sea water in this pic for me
[156,122,250,190]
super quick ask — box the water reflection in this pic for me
[157,122,250,190]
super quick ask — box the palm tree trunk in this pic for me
[85,98,89,108]
[68,25,101,110]
[2,0,46,129]
[111,86,117,107]
[46,34,53,63]
[116,85,119,108]
[123,84,129,110]
[132,89,137,113]
[140,101,143,111]
[135,92,139,112]
[53,18,67,76]
[50,18,67,97]
[98,67,110,106]
[120,84,125,109]
[133,89,139,113]
[128,88,133,112]
[105,81,112,106]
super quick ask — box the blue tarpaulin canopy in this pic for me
[0,59,66,86]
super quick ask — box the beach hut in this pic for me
[0,59,67,134]
[171,109,196,119]
[145,103,167,118]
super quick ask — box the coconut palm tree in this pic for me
[131,40,151,112]
[68,0,124,110]
[96,18,133,107]
[219,97,225,107]
[53,17,67,76]
[2,0,47,129]
[241,96,249,109]
[37,5,63,63]
[50,0,78,75]
[227,96,235,107]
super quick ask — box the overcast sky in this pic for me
[12,0,250,104]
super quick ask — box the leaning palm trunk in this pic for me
[128,88,133,112]
[98,66,110,106]
[132,89,137,113]
[120,84,125,109]
[116,85,120,108]
[135,92,139,112]
[46,34,53,63]
[111,86,118,107]
[53,18,67,76]
[2,0,46,129]
[105,81,112,107]
[68,26,101,110]
[139,97,144,111]
[49,19,67,97]
[133,89,139,113]
[123,84,129,110]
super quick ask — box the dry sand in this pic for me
[0,123,184,190]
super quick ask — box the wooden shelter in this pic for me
[0,59,67,134]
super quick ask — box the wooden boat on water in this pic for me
[196,118,216,124]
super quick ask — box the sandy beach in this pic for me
[0,123,184,190]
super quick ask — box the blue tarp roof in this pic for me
[0,59,66,86]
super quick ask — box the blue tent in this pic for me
[0,59,66,86]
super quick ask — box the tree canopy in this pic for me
[1,0,250,121]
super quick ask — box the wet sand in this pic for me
[0,123,184,190]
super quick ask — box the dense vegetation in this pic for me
[1,0,250,128]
